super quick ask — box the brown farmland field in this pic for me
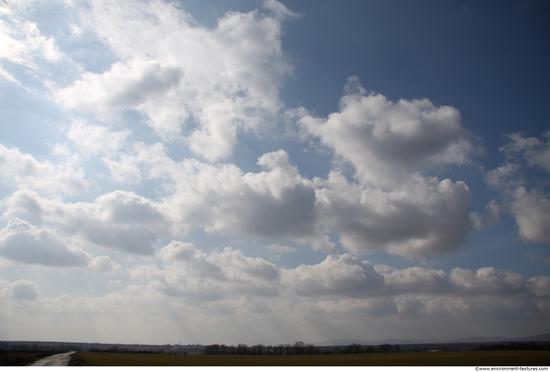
[73,350,550,366]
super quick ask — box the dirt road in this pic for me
[30,351,76,366]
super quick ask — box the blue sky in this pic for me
[0,0,549,345]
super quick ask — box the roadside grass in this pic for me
[75,350,550,366]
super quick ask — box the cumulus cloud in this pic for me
[2,190,167,255]
[158,241,226,281]
[88,256,121,275]
[510,187,550,242]
[2,189,45,220]
[2,0,550,346]
[375,265,532,297]
[142,147,320,241]
[0,145,86,196]
[67,121,131,156]
[58,61,183,111]
[1,147,319,251]
[9,279,40,301]
[283,254,384,297]
[1,242,548,344]
[208,176,317,239]
[298,77,478,187]
[288,77,478,256]
[375,266,451,295]
[315,172,473,256]
[44,137,474,256]
[485,132,550,242]
[151,244,550,302]
[59,193,166,255]
[449,267,527,295]
[43,3,483,258]
[1,138,474,257]
[57,0,294,158]
[149,241,280,300]
[0,218,89,266]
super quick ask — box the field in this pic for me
[0,351,58,366]
[72,350,550,366]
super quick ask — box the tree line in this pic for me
[0,343,81,352]
[203,341,319,355]
[474,342,550,351]
[203,342,403,355]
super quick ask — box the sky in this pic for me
[0,0,549,346]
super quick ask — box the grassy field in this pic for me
[72,350,550,366]
[0,351,58,366]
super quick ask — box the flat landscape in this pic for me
[71,350,550,366]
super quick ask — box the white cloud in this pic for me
[152,244,550,302]
[136,147,320,241]
[288,77,479,256]
[207,151,317,239]
[449,267,527,295]
[0,244,548,344]
[283,254,384,297]
[315,172,473,256]
[213,247,281,283]
[157,241,226,281]
[0,145,87,196]
[485,132,550,242]
[2,189,46,220]
[21,21,63,62]
[9,279,40,301]
[0,19,62,70]
[529,276,550,297]
[471,199,501,229]
[407,294,545,322]
[1,0,549,346]
[1,146,319,251]
[0,0,40,17]
[501,131,550,171]
[59,192,167,255]
[88,256,121,275]
[485,162,521,189]
[0,218,89,266]
[58,61,183,110]
[263,0,300,20]
[67,120,131,155]
[103,153,143,184]
[266,244,297,254]
[2,189,168,255]
[298,77,478,187]
[78,141,474,256]
[375,266,451,295]
[57,0,294,159]
[510,187,550,243]
[149,241,280,300]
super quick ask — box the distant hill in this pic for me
[515,333,550,342]
[315,333,550,346]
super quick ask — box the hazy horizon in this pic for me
[1,0,549,346]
